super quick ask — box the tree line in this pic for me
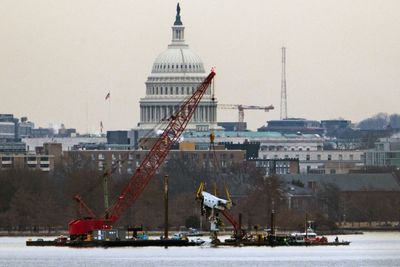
[1,158,400,233]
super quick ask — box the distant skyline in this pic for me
[1,0,399,133]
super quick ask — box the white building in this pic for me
[258,134,365,174]
[137,4,218,132]
[366,135,400,168]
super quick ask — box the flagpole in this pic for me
[105,91,111,135]
[108,91,111,133]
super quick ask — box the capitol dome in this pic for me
[151,48,205,74]
[137,3,218,132]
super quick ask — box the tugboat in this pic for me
[289,227,328,244]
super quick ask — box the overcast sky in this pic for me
[1,0,399,133]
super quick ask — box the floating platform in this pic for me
[26,238,204,247]
[219,240,350,247]
[219,236,350,247]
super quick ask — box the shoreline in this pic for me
[1,228,399,237]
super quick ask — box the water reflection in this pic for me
[1,232,400,267]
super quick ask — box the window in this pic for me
[330,169,336,174]
[328,154,332,160]
[339,154,343,161]
[306,155,310,161]
[317,154,321,160]
[349,154,354,160]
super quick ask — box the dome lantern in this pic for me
[171,3,185,45]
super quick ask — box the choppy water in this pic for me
[1,232,400,267]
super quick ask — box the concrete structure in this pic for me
[0,114,18,140]
[258,133,364,174]
[18,117,34,138]
[137,4,218,132]
[366,135,400,168]
[260,149,365,174]
[258,118,324,135]
[217,122,247,132]
[0,154,54,172]
[252,158,300,176]
[63,148,245,175]
[23,137,106,151]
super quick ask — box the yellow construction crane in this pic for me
[218,104,274,124]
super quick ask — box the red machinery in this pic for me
[69,69,216,240]
[221,210,245,239]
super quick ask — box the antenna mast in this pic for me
[280,47,288,120]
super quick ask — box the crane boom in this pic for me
[218,104,274,123]
[108,69,216,222]
[68,69,216,239]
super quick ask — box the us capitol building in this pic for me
[136,4,219,132]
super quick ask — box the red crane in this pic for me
[68,69,216,240]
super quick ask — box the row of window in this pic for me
[154,63,202,71]
[148,86,197,95]
[260,146,322,152]
[148,76,203,82]
[1,156,49,162]
[262,154,360,161]
[90,153,236,161]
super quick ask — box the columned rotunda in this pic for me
[137,4,218,131]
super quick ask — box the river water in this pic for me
[1,232,400,267]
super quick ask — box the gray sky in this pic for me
[1,0,399,133]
